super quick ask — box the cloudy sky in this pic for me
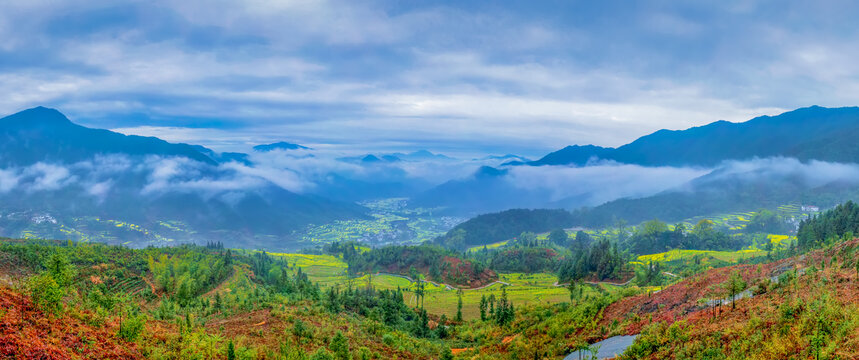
[1,0,857,157]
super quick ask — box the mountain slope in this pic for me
[409,166,554,215]
[0,107,217,166]
[533,106,859,167]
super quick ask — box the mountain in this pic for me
[339,150,450,164]
[572,166,859,228]
[337,154,400,163]
[252,141,310,152]
[0,107,366,249]
[481,154,530,161]
[410,166,554,215]
[391,150,453,161]
[0,107,217,166]
[435,208,574,250]
[191,145,251,164]
[532,106,859,167]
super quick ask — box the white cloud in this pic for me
[24,163,76,191]
[1,1,858,156]
[506,162,710,205]
[0,169,19,193]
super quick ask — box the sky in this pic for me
[1,0,858,157]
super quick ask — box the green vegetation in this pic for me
[435,209,574,250]
[557,238,627,283]
[798,200,859,250]
[8,199,856,359]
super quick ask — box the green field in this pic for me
[466,240,509,253]
[267,251,579,320]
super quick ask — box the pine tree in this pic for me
[495,286,514,326]
[455,289,463,322]
[479,295,487,321]
[724,270,747,310]
[488,294,496,317]
[227,340,236,360]
[330,331,350,360]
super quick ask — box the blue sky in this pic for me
[1,0,857,157]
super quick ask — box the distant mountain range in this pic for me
[418,106,859,218]
[530,106,859,166]
[253,142,310,152]
[338,150,453,164]
[7,105,859,249]
[0,107,365,250]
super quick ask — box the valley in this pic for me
[2,195,824,359]
[5,2,859,358]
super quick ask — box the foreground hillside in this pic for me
[4,202,859,359]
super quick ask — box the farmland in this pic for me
[266,251,612,320]
[636,248,767,264]
[297,198,465,248]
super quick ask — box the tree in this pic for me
[440,347,454,360]
[46,252,75,286]
[436,314,449,338]
[227,340,236,360]
[479,295,487,321]
[488,294,496,317]
[548,229,568,246]
[495,286,514,326]
[574,230,592,250]
[224,249,233,266]
[414,281,426,309]
[29,273,63,314]
[455,289,463,322]
[330,331,350,360]
[293,318,311,340]
[724,271,747,310]
[567,281,583,302]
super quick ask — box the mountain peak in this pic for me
[1,106,74,128]
[253,141,310,152]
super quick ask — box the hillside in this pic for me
[532,106,859,167]
[435,208,574,250]
[4,201,859,359]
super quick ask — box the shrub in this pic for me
[119,313,146,341]
[29,273,64,314]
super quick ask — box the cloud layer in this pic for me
[4,151,859,218]
[2,1,858,155]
